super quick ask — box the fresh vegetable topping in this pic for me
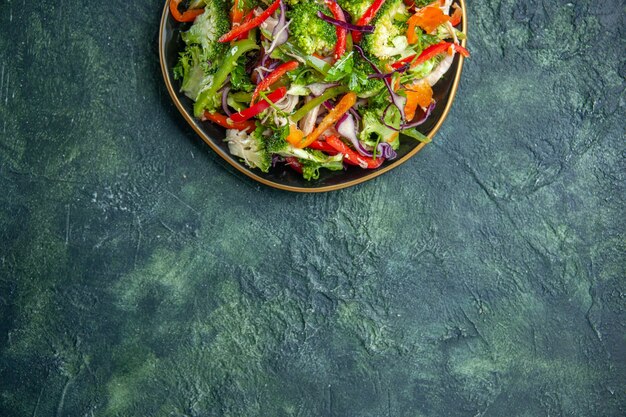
[251,60,299,103]
[407,4,449,38]
[171,0,469,180]
[229,86,288,122]
[352,0,387,43]
[218,0,281,43]
[323,0,348,59]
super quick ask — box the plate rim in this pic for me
[159,0,468,193]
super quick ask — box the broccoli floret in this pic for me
[241,0,264,8]
[288,2,337,55]
[225,128,271,172]
[361,0,410,59]
[348,53,385,98]
[300,159,344,180]
[181,0,230,64]
[359,106,401,150]
[230,58,255,93]
[174,45,215,100]
[337,0,374,19]
[175,0,230,100]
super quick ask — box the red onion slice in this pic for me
[377,142,397,160]
[221,87,232,116]
[267,1,289,54]
[381,101,436,131]
[316,11,374,33]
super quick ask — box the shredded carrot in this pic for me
[231,0,244,24]
[407,4,449,40]
[404,80,433,121]
[170,0,204,23]
[449,4,462,26]
[286,122,305,147]
[296,92,357,149]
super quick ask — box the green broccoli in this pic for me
[230,57,255,93]
[225,127,271,172]
[240,0,264,8]
[359,105,401,150]
[361,0,410,59]
[175,0,230,100]
[288,2,337,55]
[348,53,385,98]
[174,45,216,101]
[337,0,374,20]
[181,0,230,63]
[300,159,344,180]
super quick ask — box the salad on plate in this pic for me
[170,0,469,180]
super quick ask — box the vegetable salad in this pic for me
[171,0,469,180]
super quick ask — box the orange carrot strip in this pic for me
[296,92,357,149]
[170,0,204,22]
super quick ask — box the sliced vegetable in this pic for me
[449,4,462,27]
[202,111,256,131]
[284,156,303,173]
[229,87,288,122]
[326,135,384,168]
[267,1,289,53]
[290,85,348,122]
[231,0,244,24]
[322,1,348,59]
[286,122,305,147]
[407,4,449,39]
[352,0,387,43]
[251,60,299,104]
[316,12,375,33]
[296,92,357,148]
[173,0,470,180]
[390,41,469,70]
[354,44,406,121]
[308,140,340,155]
[218,0,281,43]
[194,39,259,117]
[404,80,433,121]
[170,0,204,23]
[233,11,256,41]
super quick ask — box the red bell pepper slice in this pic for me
[233,11,256,41]
[202,111,256,132]
[231,0,245,24]
[251,60,299,104]
[284,156,303,174]
[229,87,288,123]
[352,0,386,43]
[325,135,384,169]
[390,42,470,70]
[325,0,347,59]
[218,0,281,43]
[169,0,204,23]
[307,140,340,155]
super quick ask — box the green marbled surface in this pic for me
[1,0,625,416]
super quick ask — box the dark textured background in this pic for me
[1,0,625,416]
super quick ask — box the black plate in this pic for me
[159,0,467,192]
